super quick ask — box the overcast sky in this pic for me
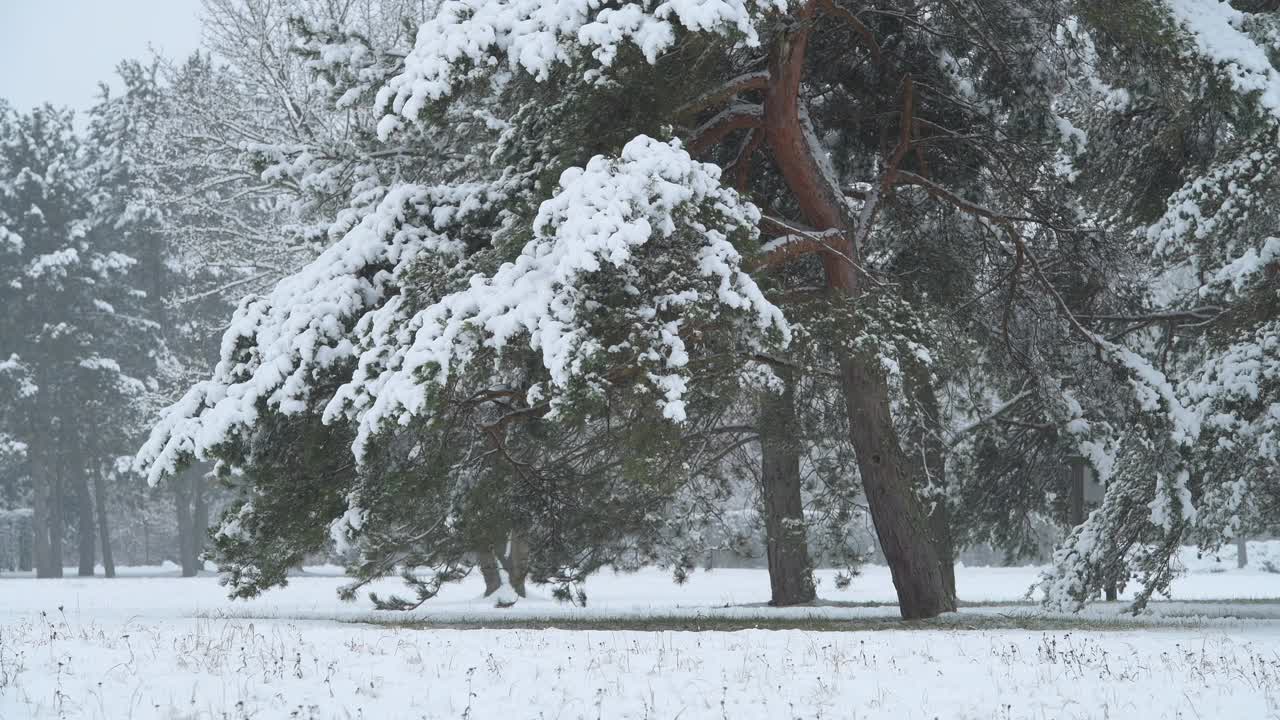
[0,0,204,113]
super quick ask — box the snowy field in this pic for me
[5,546,1280,719]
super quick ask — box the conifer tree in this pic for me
[137,0,1280,619]
[0,103,150,576]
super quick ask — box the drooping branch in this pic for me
[887,167,1115,361]
[947,390,1035,447]
[894,170,1024,224]
[1017,236,1107,355]
[1076,307,1227,324]
[893,170,1094,236]
[1001,236,1024,358]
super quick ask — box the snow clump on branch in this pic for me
[331,135,787,456]
[138,135,785,479]
[376,0,789,138]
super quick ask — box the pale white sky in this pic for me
[0,0,204,112]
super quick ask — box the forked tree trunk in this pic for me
[756,5,953,619]
[92,468,115,578]
[477,531,530,603]
[759,369,816,606]
[75,466,95,577]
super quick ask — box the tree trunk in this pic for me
[174,474,196,577]
[1067,458,1086,528]
[905,368,957,605]
[75,465,95,577]
[505,530,530,598]
[92,468,115,578]
[478,549,502,596]
[841,359,954,619]
[31,449,52,578]
[759,368,816,606]
[1238,535,1249,569]
[18,517,32,572]
[191,474,208,572]
[928,501,956,603]
[754,5,952,619]
[49,455,65,578]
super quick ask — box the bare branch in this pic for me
[752,216,885,285]
[686,103,764,155]
[948,390,1035,447]
[674,71,769,119]
[816,0,881,64]
[1076,307,1226,323]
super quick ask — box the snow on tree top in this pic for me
[376,0,788,138]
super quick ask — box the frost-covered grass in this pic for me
[7,611,1280,719]
[6,550,1280,719]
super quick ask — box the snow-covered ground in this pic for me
[8,617,1280,719]
[5,545,1280,719]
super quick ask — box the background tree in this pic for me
[0,103,150,577]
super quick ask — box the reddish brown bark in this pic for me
[687,105,763,156]
[751,2,955,619]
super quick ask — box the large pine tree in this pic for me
[137,0,1280,619]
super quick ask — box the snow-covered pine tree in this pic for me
[137,0,1264,620]
[1034,0,1280,610]
[139,1,790,608]
[134,0,980,618]
[113,0,417,574]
